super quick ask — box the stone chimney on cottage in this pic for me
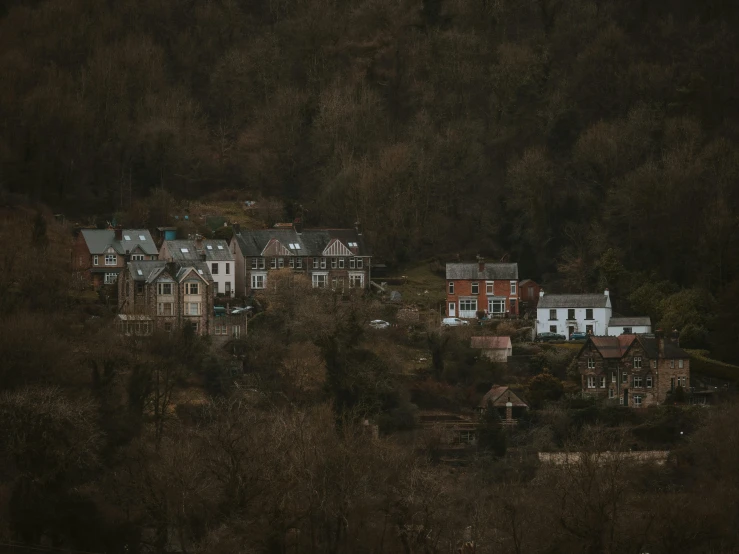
[293,218,303,235]
[604,288,609,296]
[656,329,665,357]
[114,228,122,241]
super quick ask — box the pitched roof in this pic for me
[608,317,652,327]
[470,336,512,350]
[80,229,157,255]
[637,336,690,359]
[162,240,234,262]
[126,260,213,283]
[445,263,519,280]
[588,335,637,359]
[478,386,528,408]
[232,228,371,257]
[538,293,609,308]
[519,279,537,286]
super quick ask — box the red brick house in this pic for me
[576,332,690,408]
[73,228,158,289]
[445,259,519,318]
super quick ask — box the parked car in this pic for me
[442,317,469,327]
[569,332,588,341]
[369,319,390,329]
[536,332,566,342]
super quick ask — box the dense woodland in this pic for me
[3,0,739,552]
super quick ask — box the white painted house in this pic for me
[607,317,652,336]
[159,238,235,297]
[536,290,612,339]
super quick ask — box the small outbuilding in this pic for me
[606,316,652,336]
[470,336,513,362]
[477,385,529,423]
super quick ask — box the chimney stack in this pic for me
[477,255,485,272]
[604,288,609,296]
[671,328,680,347]
[114,228,122,241]
[232,223,241,236]
[354,220,363,236]
[293,218,303,235]
[195,234,203,250]
[656,329,665,357]
[539,290,545,298]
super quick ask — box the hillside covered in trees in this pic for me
[2,0,739,283]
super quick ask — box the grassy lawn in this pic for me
[379,261,446,311]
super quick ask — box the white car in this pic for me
[369,320,391,329]
[442,317,469,327]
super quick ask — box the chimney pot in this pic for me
[232,223,241,235]
[294,218,303,235]
[539,290,545,297]
[604,288,609,296]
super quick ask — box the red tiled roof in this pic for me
[589,335,637,358]
[470,336,512,350]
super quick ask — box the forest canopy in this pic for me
[2,0,739,286]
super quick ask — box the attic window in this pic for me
[137,269,143,276]
[180,248,189,253]
[123,235,131,241]
[198,269,204,275]
[348,242,358,247]
[217,245,224,250]
[206,245,213,250]
[294,244,301,250]
[139,235,146,241]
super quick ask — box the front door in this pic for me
[623,389,629,406]
[448,302,456,317]
[568,325,575,338]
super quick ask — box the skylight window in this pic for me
[294,244,301,250]
[180,248,189,253]
[206,245,213,250]
[217,245,224,250]
[198,269,204,274]
[137,269,143,276]
[348,242,358,247]
[123,235,131,241]
[139,235,146,241]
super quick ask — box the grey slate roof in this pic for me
[80,229,157,255]
[233,228,371,257]
[608,317,652,327]
[163,240,234,262]
[538,294,608,309]
[445,263,519,280]
[126,260,213,283]
[637,336,690,360]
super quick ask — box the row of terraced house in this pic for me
[72,219,371,339]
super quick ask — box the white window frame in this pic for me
[214,323,227,336]
[587,376,595,389]
[339,258,345,269]
[599,376,606,388]
[349,273,364,288]
[270,258,277,269]
[93,255,99,266]
[296,258,303,269]
[157,302,173,316]
[259,258,265,269]
[459,298,477,312]
[278,258,284,269]
[449,281,454,294]
[587,357,595,369]
[320,258,326,269]
[349,258,355,269]
[646,375,653,388]
[231,325,241,339]
[105,254,117,266]
[471,282,479,295]
[670,360,675,369]
[312,273,328,288]
[633,375,643,388]
[489,299,505,314]
[313,258,319,269]
[633,356,642,369]
[622,371,628,384]
[252,258,258,269]
[131,254,145,261]
[356,258,363,269]
[104,272,117,284]
[486,282,494,294]
[185,282,200,295]
[251,274,266,289]
[608,388,615,399]
[331,258,337,269]
[678,359,684,369]
[634,395,643,408]
[510,281,516,295]
[185,302,201,316]
[612,372,616,383]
